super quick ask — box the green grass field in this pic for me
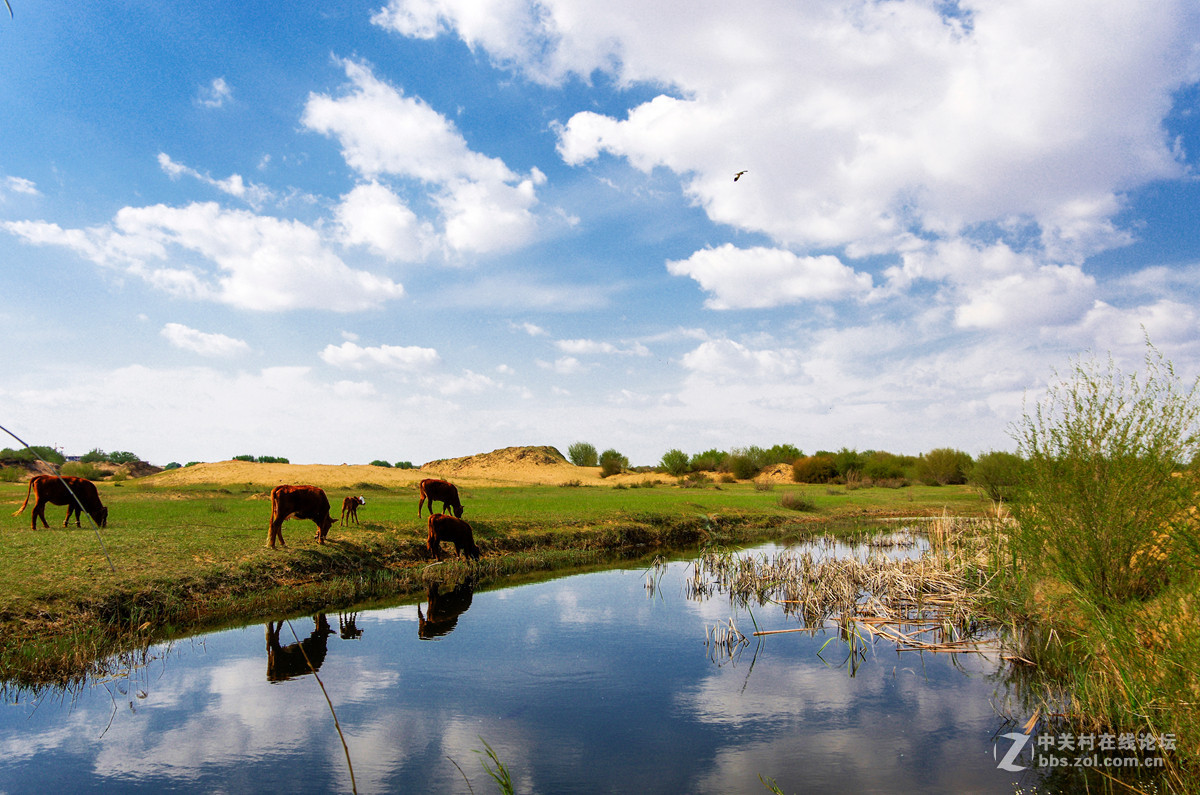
[0,476,984,683]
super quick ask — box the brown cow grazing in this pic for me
[418,478,464,518]
[13,475,109,531]
[341,495,365,525]
[267,484,336,548]
[426,514,481,561]
[266,614,335,682]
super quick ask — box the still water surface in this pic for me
[1,538,1047,793]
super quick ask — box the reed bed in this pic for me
[688,531,999,656]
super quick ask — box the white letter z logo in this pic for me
[994,732,1031,772]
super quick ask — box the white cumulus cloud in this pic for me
[158,153,275,209]
[196,77,233,108]
[666,244,874,309]
[5,202,406,312]
[303,58,544,253]
[681,339,803,381]
[383,0,1198,274]
[954,265,1097,330]
[2,175,40,197]
[555,338,650,356]
[160,323,251,357]
[334,182,437,261]
[319,340,441,370]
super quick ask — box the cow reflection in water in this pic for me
[338,612,363,640]
[417,580,475,639]
[266,614,336,682]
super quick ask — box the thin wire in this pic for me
[1,422,117,573]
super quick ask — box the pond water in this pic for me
[0,537,1090,793]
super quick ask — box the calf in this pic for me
[12,475,109,531]
[341,495,365,525]
[267,484,336,548]
[418,478,464,518]
[426,513,481,561]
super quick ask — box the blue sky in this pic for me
[3,0,1199,467]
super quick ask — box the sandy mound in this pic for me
[423,445,567,471]
[136,446,602,489]
[139,460,429,491]
[755,463,796,484]
[421,446,594,485]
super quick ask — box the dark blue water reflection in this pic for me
[0,543,1041,794]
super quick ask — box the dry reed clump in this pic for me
[687,533,998,655]
[778,492,816,511]
[704,617,750,663]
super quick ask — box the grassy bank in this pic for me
[987,345,1200,791]
[981,527,1200,791]
[0,477,980,685]
[972,529,1200,793]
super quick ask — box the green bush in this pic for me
[659,449,689,476]
[395,461,415,469]
[763,444,803,466]
[233,455,290,464]
[728,454,760,480]
[862,451,912,481]
[165,462,182,470]
[915,448,973,485]
[108,451,140,465]
[0,466,22,483]
[833,448,866,479]
[568,442,599,468]
[688,449,727,472]
[80,448,109,463]
[60,461,103,480]
[0,446,65,466]
[968,451,1026,503]
[598,448,628,478]
[1011,342,1200,602]
[792,454,838,483]
[369,460,393,467]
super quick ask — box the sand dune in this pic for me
[138,446,613,489]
